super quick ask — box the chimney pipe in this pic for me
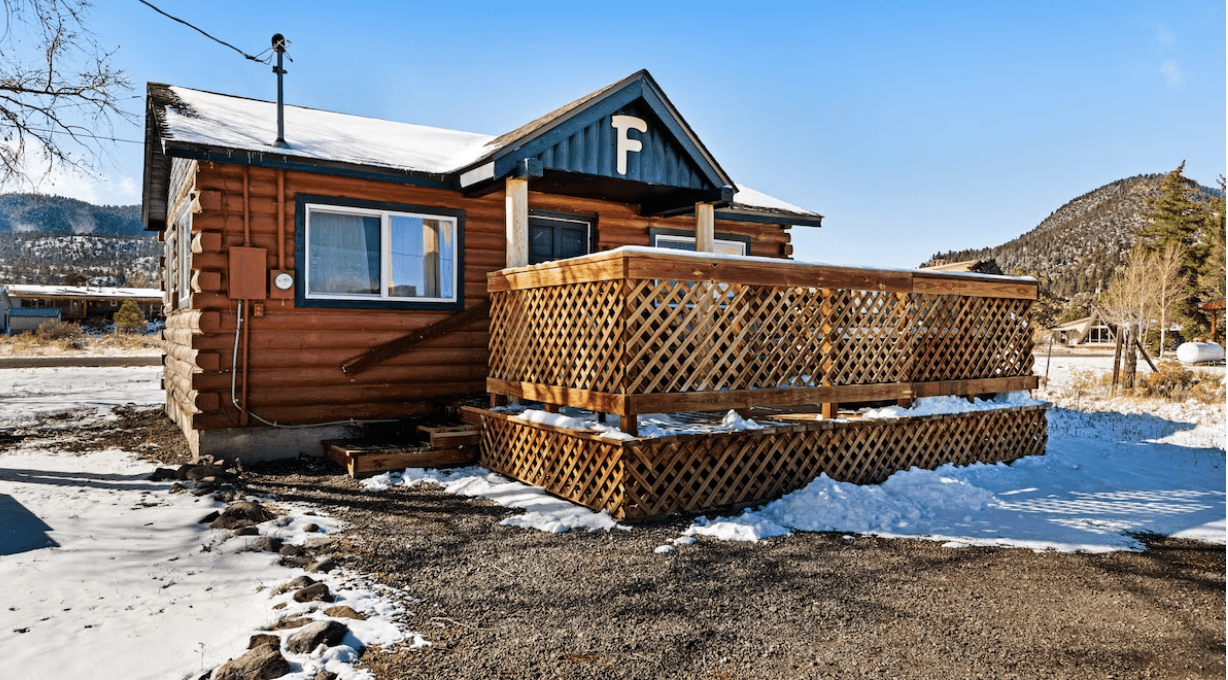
[272,33,288,147]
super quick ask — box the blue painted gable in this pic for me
[470,71,733,196]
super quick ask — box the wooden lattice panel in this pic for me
[490,273,1035,400]
[473,405,1049,519]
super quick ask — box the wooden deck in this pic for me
[487,249,1039,435]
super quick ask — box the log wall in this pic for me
[167,162,794,432]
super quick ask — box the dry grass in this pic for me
[0,325,161,356]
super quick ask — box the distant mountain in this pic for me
[922,174,1221,299]
[0,193,145,236]
[0,194,159,287]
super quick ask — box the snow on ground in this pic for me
[0,365,165,424]
[0,367,413,680]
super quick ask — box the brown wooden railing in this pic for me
[487,248,1038,435]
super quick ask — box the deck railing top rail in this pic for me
[487,246,1039,301]
[487,247,1039,435]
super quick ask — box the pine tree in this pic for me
[1138,162,1212,332]
[1198,176,1226,304]
[113,299,146,333]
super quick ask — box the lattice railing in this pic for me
[488,249,1039,433]
[473,404,1049,519]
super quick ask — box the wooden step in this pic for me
[417,424,481,449]
[323,437,478,478]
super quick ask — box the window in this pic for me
[298,197,463,310]
[529,211,594,265]
[649,228,749,256]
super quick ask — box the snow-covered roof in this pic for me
[157,86,495,176]
[4,285,162,300]
[145,74,822,228]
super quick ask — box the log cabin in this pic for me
[141,69,824,460]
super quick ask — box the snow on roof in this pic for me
[730,186,817,216]
[151,80,821,223]
[160,86,496,175]
[4,285,162,300]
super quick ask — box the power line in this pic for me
[136,0,272,64]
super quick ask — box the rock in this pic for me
[285,620,349,655]
[169,482,188,494]
[279,544,305,557]
[253,537,284,553]
[293,582,335,603]
[281,555,310,569]
[313,672,338,680]
[324,605,366,620]
[212,645,289,680]
[186,464,225,481]
[211,501,275,530]
[174,464,195,480]
[233,526,260,537]
[197,511,220,524]
[303,523,320,533]
[285,575,316,589]
[149,467,177,481]
[272,602,287,610]
[272,616,313,630]
[307,557,337,573]
[247,633,280,649]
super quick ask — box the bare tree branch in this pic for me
[0,0,132,188]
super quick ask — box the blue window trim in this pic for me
[294,194,465,311]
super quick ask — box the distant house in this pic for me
[1051,308,1116,346]
[5,307,62,334]
[0,285,163,325]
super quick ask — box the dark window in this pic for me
[529,214,593,265]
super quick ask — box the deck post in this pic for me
[695,202,715,252]
[506,177,529,267]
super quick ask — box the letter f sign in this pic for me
[611,115,647,175]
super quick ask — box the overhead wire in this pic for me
[135,0,273,64]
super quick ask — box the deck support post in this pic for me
[821,402,838,419]
[695,202,715,252]
[506,177,529,268]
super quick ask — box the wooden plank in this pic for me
[912,272,1038,300]
[485,378,628,414]
[465,405,630,444]
[487,257,628,293]
[340,300,491,375]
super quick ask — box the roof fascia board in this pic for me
[637,77,733,189]
[162,143,455,190]
[713,210,824,228]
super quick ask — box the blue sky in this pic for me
[25,0,1228,267]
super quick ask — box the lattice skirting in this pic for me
[474,405,1049,519]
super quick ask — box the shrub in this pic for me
[113,299,147,333]
[35,320,83,341]
[1138,361,1224,403]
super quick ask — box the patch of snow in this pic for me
[362,467,627,533]
[0,366,164,425]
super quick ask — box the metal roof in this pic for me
[7,308,62,318]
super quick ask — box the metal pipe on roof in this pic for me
[272,34,288,147]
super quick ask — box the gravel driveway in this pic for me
[245,461,1225,680]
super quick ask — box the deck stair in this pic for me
[324,423,480,477]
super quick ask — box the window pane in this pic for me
[309,211,380,296]
[657,237,695,251]
[389,216,454,300]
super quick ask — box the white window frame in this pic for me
[653,233,747,256]
[303,202,459,305]
[174,195,194,309]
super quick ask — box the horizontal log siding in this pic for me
[182,163,792,429]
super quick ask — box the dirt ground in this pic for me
[8,407,1225,680]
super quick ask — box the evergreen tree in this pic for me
[1138,162,1212,332]
[1199,176,1226,303]
[113,299,146,333]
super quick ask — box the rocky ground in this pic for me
[7,407,1224,680]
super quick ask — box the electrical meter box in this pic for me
[228,246,268,300]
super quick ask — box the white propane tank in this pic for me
[1175,342,1225,364]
